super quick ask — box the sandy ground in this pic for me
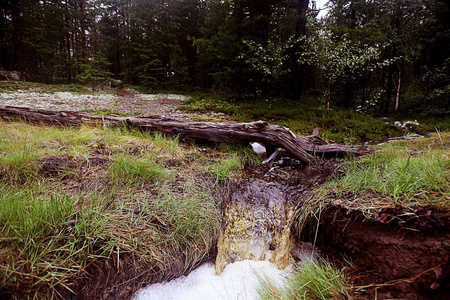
[0,89,200,120]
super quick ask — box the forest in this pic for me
[1,1,450,299]
[1,0,449,116]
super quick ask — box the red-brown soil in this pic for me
[300,205,450,299]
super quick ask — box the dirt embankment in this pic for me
[300,205,450,299]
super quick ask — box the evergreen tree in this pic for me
[0,0,447,117]
[78,52,113,91]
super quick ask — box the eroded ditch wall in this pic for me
[74,155,448,300]
[300,206,450,299]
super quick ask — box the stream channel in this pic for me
[133,154,332,300]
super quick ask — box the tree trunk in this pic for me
[291,0,309,99]
[327,77,331,112]
[0,106,369,164]
[395,62,402,111]
[343,66,352,108]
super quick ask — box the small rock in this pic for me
[250,142,266,157]
[409,150,424,156]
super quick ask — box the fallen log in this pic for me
[0,106,369,164]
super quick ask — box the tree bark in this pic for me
[395,62,402,111]
[291,0,309,99]
[0,106,369,164]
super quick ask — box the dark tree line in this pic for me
[0,0,448,115]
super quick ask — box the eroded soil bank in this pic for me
[300,205,450,299]
[74,159,449,300]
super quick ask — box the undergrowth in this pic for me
[181,93,449,143]
[0,81,94,94]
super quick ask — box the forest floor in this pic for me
[0,84,449,299]
[0,86,228,121]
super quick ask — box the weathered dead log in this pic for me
[0,106,369,164]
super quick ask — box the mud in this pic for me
[73,253,210,300]
[38,155,80,178]
[300,205,450,299]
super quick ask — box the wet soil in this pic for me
[216,158,336,273]
[300,205,450,299]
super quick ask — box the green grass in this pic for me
[256,258,350,300]
[0,120,228,298]
[0,187,73,239]
[108,152,166,183]
[216,143,262,167]
[152,184,221,267]
[205,142,263,183]
[292,133,450,228]
[209,155,242,182]
[0,81,94,94]
[79,108,131,116]
[334,154,448,202]
[0,143,40,182]
[0,186,112,297]
[0,123,104,183]
[321,134,449,206]
[152,132,183,159]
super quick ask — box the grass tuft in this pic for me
[109,153,166,182]
[209,155,242,183]
[108,152,166,183]
[0,187,73,238]
[0,144,40,182]
[256,258,350,300]
[287,259,350,300]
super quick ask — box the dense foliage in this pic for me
[0,0,448,115]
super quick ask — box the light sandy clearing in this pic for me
[0,89,191,118]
